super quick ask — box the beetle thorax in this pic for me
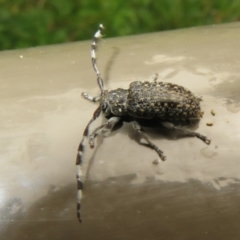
[101,88,128,116]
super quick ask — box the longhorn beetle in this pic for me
[76,24,211,223]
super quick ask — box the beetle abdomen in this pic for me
[127,81,201,121]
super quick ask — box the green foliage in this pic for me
[0,0,240,50]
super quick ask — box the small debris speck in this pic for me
[153,159,160,165]
[206,122,213,126]
[211,109,215,116]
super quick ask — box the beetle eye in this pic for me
[101,102,107,111]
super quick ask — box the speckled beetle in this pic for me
[76,24,211,222]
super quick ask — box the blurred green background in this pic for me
[0,0,239,51]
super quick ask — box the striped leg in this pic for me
[76,106,101,223]
[81,92,101,102]
[89,117,121,148]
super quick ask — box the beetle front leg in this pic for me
[89,117,121,148]
[161,122,211,145]
[132,121,166,161]
[82,92,101,102]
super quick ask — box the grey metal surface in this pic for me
[0,22,240,240]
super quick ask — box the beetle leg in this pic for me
[82,92,101,102]
[161,122,211,145]
[152,73,159,82]
[89,117,121,148]
[196,95,203,102]
[132,121,166,161]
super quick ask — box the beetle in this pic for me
[76,24,211,223]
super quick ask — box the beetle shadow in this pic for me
[85,116,202,176]
[104,47,120,87]
[126,119,202,153]
[85,117,124,181]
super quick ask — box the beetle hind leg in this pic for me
[132,121,166,161]
[161,122,211,145]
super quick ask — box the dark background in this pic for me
[1,0,240,51]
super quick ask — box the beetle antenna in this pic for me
[76,105,102,223]
[91,24,104,93]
